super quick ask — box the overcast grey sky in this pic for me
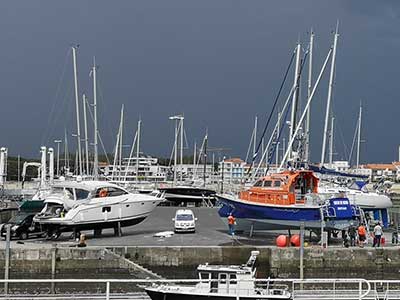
[0,0,399,164]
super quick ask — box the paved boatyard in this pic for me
[0,207,287,248]
[1,206,399,299]
[0,206,395,248]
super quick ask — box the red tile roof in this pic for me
[361,164,396,171]
[224,158,244,163]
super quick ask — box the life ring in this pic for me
[99,189,108,198]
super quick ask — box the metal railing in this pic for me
[0,278,382,300]
[1,278,400,299]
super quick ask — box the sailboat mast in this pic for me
[124,122,139,182]
[74,150,78,175]
[71,46,83,176]
[329,116,335,164]
[280,47,333,170]
[261,137,265,173]
[356,103,362,168]
[173,119,178,186]
[180,117,184,183]
[64,128,70,172]
[305,29,314,162]
[276,111,281,167]
[321,24,339,166]
[253,116,257,159]
[136,119,141,182]
[119,105,124,178]
[119,105,124,172]
[193,142,196,166]
[82,94,89,175]
[112,106,124,180]
[289,43,301,160]
[203,133,208,187]
[92,57,99,179]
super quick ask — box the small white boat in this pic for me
[33,180,164,238]
[145,251,291,300]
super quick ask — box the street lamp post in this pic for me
[54,140,62,177]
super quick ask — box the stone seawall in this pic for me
[112,246,272,278]
[270,247,400,279]
[0,247,133,279]
[115,246,400,279]
[1,246,399,280]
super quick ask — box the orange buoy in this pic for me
[290,234,300,247]
[276,235,288,247]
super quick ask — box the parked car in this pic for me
[0,212,45,240]
[172,209,197,233]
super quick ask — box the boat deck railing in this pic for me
[0,278,399,299]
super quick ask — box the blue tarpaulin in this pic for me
[308,164,369,179]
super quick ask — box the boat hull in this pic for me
[39,215,148,233]
[160,187,216,204]
[35,197,164,234]
[217,194,357,231]
[146,289,289,300]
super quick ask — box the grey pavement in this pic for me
[0,207,397,249]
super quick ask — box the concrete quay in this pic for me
[0,207,399,283]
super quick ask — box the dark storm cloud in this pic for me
[0,0,399,163]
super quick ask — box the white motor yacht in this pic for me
[34,180,164,238]
[145,251,291,300]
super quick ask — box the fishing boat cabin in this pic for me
[240,170,319,205]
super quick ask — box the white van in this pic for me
[173,209,197,233]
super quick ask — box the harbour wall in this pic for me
[112,246,400,280]
[1,246,399,280]
[0,247,150,279]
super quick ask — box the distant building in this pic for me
[354,163,396,182]
[104,156,169,182]
[392,162,400,181]
[173,164,214,180]
[326,161,350,172]
[219,158,246,183]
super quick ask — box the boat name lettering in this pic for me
[333,200,349,205]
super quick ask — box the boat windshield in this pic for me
[75,189,90,200]
[199,272,210,281]
[176,214,193,221]
[51,187,74,200]
[349,181,369,192]
[254,180,263,187]
[8,214,29,225]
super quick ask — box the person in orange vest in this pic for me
[227,213,236,236]
[357,224,366,247]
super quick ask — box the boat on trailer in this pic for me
[217,170,362,232]
[145,251,291,300]
[33,180,164,238]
